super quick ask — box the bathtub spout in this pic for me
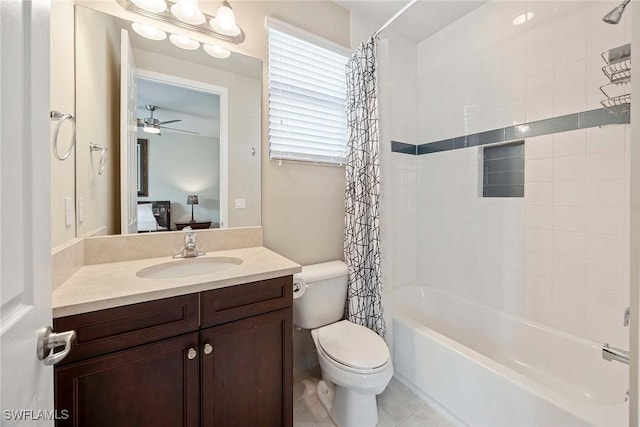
[602,343,629,365]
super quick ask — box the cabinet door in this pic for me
[201,308,293,427]
[55,332,200,427]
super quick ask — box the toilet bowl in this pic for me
[292,261,393,427]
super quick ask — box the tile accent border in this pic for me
[391,106,630,155]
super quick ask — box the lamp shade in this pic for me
[170,0,206,25]
[210,1,241,36]
[187,195,199,205]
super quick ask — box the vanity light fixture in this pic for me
[170,0,206,25]
[131,22,167,40]
[169,33,200,50]
[203,44,231,59]
[209,1,241,36]
[116,0,245,44]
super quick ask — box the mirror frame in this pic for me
[137,138,149,197]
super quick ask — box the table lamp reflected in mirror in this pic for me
[186,194,199,222]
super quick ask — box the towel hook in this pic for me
[50,111,76,161]
[89,143,108,175]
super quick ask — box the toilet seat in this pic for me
[317,321,389,372]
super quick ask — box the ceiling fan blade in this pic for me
[158,119,182,125]
[159,126,200,135]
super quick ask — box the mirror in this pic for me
[73,5,262,236]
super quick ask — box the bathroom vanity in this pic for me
[51,241,299,427]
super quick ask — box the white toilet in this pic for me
[293,261,393,427]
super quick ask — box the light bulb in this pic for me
[204,44,231,59]
[169,34,200,50]
[170,0,206,25]
[143,126,161,134]
[131,23,167,41]
[512,11,534,26]
[210,1,241,36]
[131,0,166,13]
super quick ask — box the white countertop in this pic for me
[52,246,301,318]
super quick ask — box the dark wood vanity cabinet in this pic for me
[53,276,293,427]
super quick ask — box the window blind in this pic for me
[267,26,348,165]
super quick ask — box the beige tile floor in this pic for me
[293,367,455,427]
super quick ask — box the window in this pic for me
[267,19,349,165]
[482,141,525,197]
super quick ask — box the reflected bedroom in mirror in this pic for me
[72,4,262,237]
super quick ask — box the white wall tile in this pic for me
[553,206,586,232]
[525,228,553,253]
[584,260,625,291]
[552,303,585,337]
[553,280,585,308]
[525,158,554,182]
[525,273,553,301]
[585,234,625,263]
[526,182,554,205]
[553,130,587,157]
[586,179,625,208]
[586,126,626,154]
[526,206,554,229]
[553,231,586,257]
[553,155,586,181]
[585,286,625,319]
[413,0,630,346]
[586,151,625,181]
[524,135,554,159]
[585,207,624,236]
[553,181,585,207]
[553,255,586,285]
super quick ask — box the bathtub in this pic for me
[393,286,628,427]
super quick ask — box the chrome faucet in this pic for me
[624,307,630,326]
[602,343,629,365]
[173,228,205,259]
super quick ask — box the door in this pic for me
[55,333,200,427]
[120,29,137,234]
[200,309,293,427]
[0,0,54,423]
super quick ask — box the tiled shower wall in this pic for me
[414,1,631,348]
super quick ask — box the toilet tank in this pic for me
[293,261,348,329]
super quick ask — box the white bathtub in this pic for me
[393,286,628,427]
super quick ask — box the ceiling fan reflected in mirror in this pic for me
[137,104,199,135]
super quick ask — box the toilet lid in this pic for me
[317,320,389,370]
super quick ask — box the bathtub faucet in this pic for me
[602,343,629,365]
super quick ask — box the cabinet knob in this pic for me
[187,348,197,360]
[204,343,213,355]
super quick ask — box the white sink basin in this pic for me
[136,257,243,279]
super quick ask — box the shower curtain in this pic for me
[343,38,386,339]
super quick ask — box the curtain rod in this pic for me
[371,0,419,38]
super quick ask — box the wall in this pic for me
[415,0,632,348]
[75,6,121,237]
[138,133,220,228]
[50,1,76,246]
[133,49,261,228]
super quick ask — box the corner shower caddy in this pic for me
[600,43,631,114]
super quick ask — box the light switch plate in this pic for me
[65,197,73,226]
[235,198,246,209]
[78,197,85,224]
